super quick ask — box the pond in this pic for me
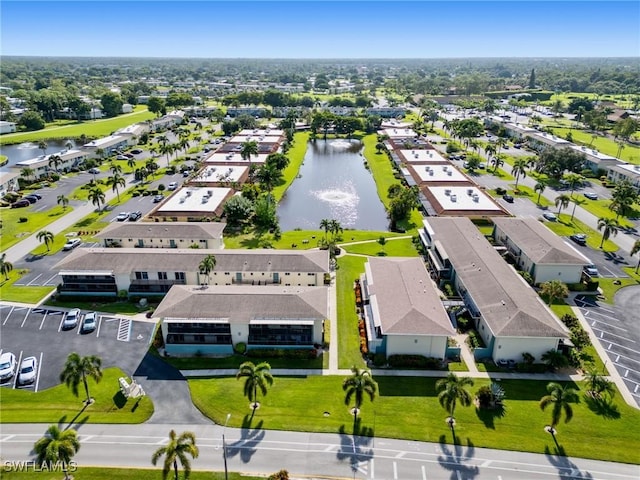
[0,139,79,168]
[277,139,389,231]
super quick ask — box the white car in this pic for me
[62,308,81,329]
[18,356,38,385]
[0,352,17,382]
[116,212,130,221]
[81,311,98,333]
[542,212,557,222]
[583,192,598,200]
[116,155,129,160]
[63,238,82,251]
[167,182,178,191]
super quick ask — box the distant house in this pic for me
[607,163,640,190]
[83,135,129,157]
[0,121,17,134]
[95,222,225,249]
[0,171,20,196]
[122,103,134,114]
[360,257,454,359]
[15,149,88,179]
[492,217,589,284]
[154,284,327,356]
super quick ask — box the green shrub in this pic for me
[373,353,386,367]
[246,348,316,360]
[18,217,28,223]
[387,355,442,369]
[234,342,247,354]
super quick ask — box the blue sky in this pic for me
[1,1,638,58]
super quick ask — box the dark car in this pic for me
[28,193,42,200]
[502,194,514,203]
[570,234,587,246]
[11,199,30,208]
[153,194,164,203]
[128,211,142,221]
[131,149,143,155]
[22,196,37,204]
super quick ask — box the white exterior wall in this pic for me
[106,236,223,249]
[233,323,249,345]
[115,272,131,291]
[532,264,583,285]
[386,335,448,359]
[0,122,17,134]
[493,337,560,362]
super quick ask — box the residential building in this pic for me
[147,187,234,222]
[421,217,569,362]
[114,123,150,145]
[570,145,623,173]
[0,171,20,196]
[83,135,129,157]
[492,217,589,284]
[360,257,454,359]
[155,284,327,356]
[366,107,407,118]
[607,163,640,190]
[14,149,88,179]
[0,121,17,134]
[420,185,509,218]
[95,222,225,249]
[204,152,268,166]
[189,165,248,187]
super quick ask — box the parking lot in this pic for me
[0,303,156,392]
[575,293,640,407]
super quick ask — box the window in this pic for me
[135,272,148,280]
[158,272,168,280]
[285,272,290,276]
[307,273,314,276]
[175,272,185,281]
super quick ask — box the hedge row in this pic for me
[246,348,317,360]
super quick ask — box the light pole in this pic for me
[222,413,231,480]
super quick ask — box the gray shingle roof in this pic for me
[427,217,568,338]
[95,222,225,240]
[367,257,454,336]
[154,285,327,323]
[492,217,588,265]
[55,248,329,274]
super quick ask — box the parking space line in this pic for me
[77,314,84,335]
[117,318,132,342]
[3,306,15,325]
[591,319,628,332]
[39,311,48,330]
[594,328,635,343]
[20,309,31,328]
[603,340,640,356]
[26,273,43,286]
[34,352,43,393]
[43,274,59,285]
[58,315,65,333]
[12,351,23,389]
[609,351,640,368]
[96,315,104,338]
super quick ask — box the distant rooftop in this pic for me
[427,186,504,213]
[411,164,469,183]
[204,152,268,165]
[158,187,231,214]
[192,165,247,183]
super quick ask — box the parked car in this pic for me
[182,171,190,178]
[11,199,30,208]
[17,356,38,385]
[570,234,587,246]
[116,155,129,160]
[167,182,178,191]
[542,212,557,222]
[153,194,164,203]
[0,352,17,382]
[81,312,98,333]
[62,308,81,330]
[88,167,100,174]
[583,192,598,200]
[62,238,82,251]
[584,264,600,277]
[22,196,37,204]
[128,211,142,221]
[502,194,514,203]
[116,212,130,221]
[131,149,143,155]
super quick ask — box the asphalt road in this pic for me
[1,423,638,480]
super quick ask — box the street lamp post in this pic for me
[222,413,231,480]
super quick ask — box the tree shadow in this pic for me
[584,395,621,419]
[225,419,265,464]
[544,445,594,479]
[336,424,374,477]
[58,401,90,430]
[437,435,479,480]
[112,391,127,409]
[475,403,506,429]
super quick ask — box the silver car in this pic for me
[63,308,81,329]
[18,356,38,385]
[81,311,98,333]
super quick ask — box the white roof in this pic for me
[570,145,618,162]
[84,135,126,148]
[239,128,283,137]
[204,152,267,165]
[379,128,418,138]
[228,135,280,144]
[192,165,247,183]
[158,187,231,213]
[398,149,448,163]
[428,186,503,212]
[413,164,469,183]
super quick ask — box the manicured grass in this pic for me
[0,468,260,480]
[272,131,310,202]
[0,268,56,304]
[45,298,150,315]
[0,205,70,251]
[162,353,323,370]
[341,237,418,257]
[188,375,640,464]
[547,127,640,164]
[598,269,640,304]
[512,185,553,208]
[0,107,155,145]
[336,255,367,369]
[577,197,637,229]
[0,368,153,424]
[543,214,618,251]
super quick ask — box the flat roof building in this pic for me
[422,186,508,218]
[148,187,233,221]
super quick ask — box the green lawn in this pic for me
[0,368,153,424]
[511,184,554,208]
[272,131,310,202]
[0,205,70,251]
[0,107,155,145]
[161,352,323,370]
[0,468,260,480]
[45,298,151,315]
[598,268,640,303]
[341,237,418,257]
[0,269,55,304]
[336,255,368,369]
[188,375,640,464]
[577,197,637,229]
[543,214,619,251]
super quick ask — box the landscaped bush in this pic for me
[466,329,486,349]
[387,355,442,369]
[246,348,317,360]
[515,362,548,373]
[18,217,28,223]
[373,353,386,367]
[234,342,247,355]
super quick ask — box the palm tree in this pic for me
[539,279,568,305]
[110,162,123,175]
[564,173,584,198]
[319,218,331,242]
[484,143,496,159]
[59,352,103,404]
[255,163,282,196]
[88,186,106,212]
[34,425,80,480]
[631,240,640,274]
[57,194,69,210]
[38,140,48,156]
[539,382,579,429]
[36,230,55,252]
[583,368,615,399]
[435,373,474,424]
[48,154,62,173]
[0,253,13,280]
[127,157,137,173]
[107,173,126,202]
[198,254,216,285]
[151,430,199,480]
[342,366,378,422]
[511,158,528,190]
[534,180,547,206]
[240,140,259,172]
[328,219,343,241]
[20,167,35,182]
[570,197,586,221]
[495,137,507,155]
[236,361,274,411]
[541,350,569,371]
[597,217,619,249]
[490,155,504,174]
[554,194,571,216]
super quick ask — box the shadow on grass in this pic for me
[226,419,264,464]
[112,391,127,409]
[545,445,595,478]
[437,435,479,479]
[475,403,506,429]
[57,401,90,430]
[584,395,621,419]
[376,376,433,397]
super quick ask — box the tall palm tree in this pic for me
[484,143,496,159]
[554,194,571,216]
[59,352,103,404]
[564,173,584,198]
[329,219,343,241]
[570,197,586,221]
[511,158,528,190]
[539,382,579,429]
[57,194,69,210]
[490,155,504,174]
[539,280,569,306]
[34,425,81,480]
[631,240,640,274]
[110,162,123,175]
[127,157,137,173]
[0,253,14,280]
[36,230,55,252]
[319,218,331,241]
[48,154,63,173]
[495,137,507,155]
[88,187,106,212]
[198,254,216,285]
[107,173,126,202]
[38,140,48,156]
[597,217,619,249]
[240,140,259,173]
[342,366,378,422]
[236,361,274,411]
[151,430,199,480]
[255,163,282,196]
[20,167,35,182]
[435,373,474,423]
[534,180,547,205]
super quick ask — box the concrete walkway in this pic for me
[453,333,479,373]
